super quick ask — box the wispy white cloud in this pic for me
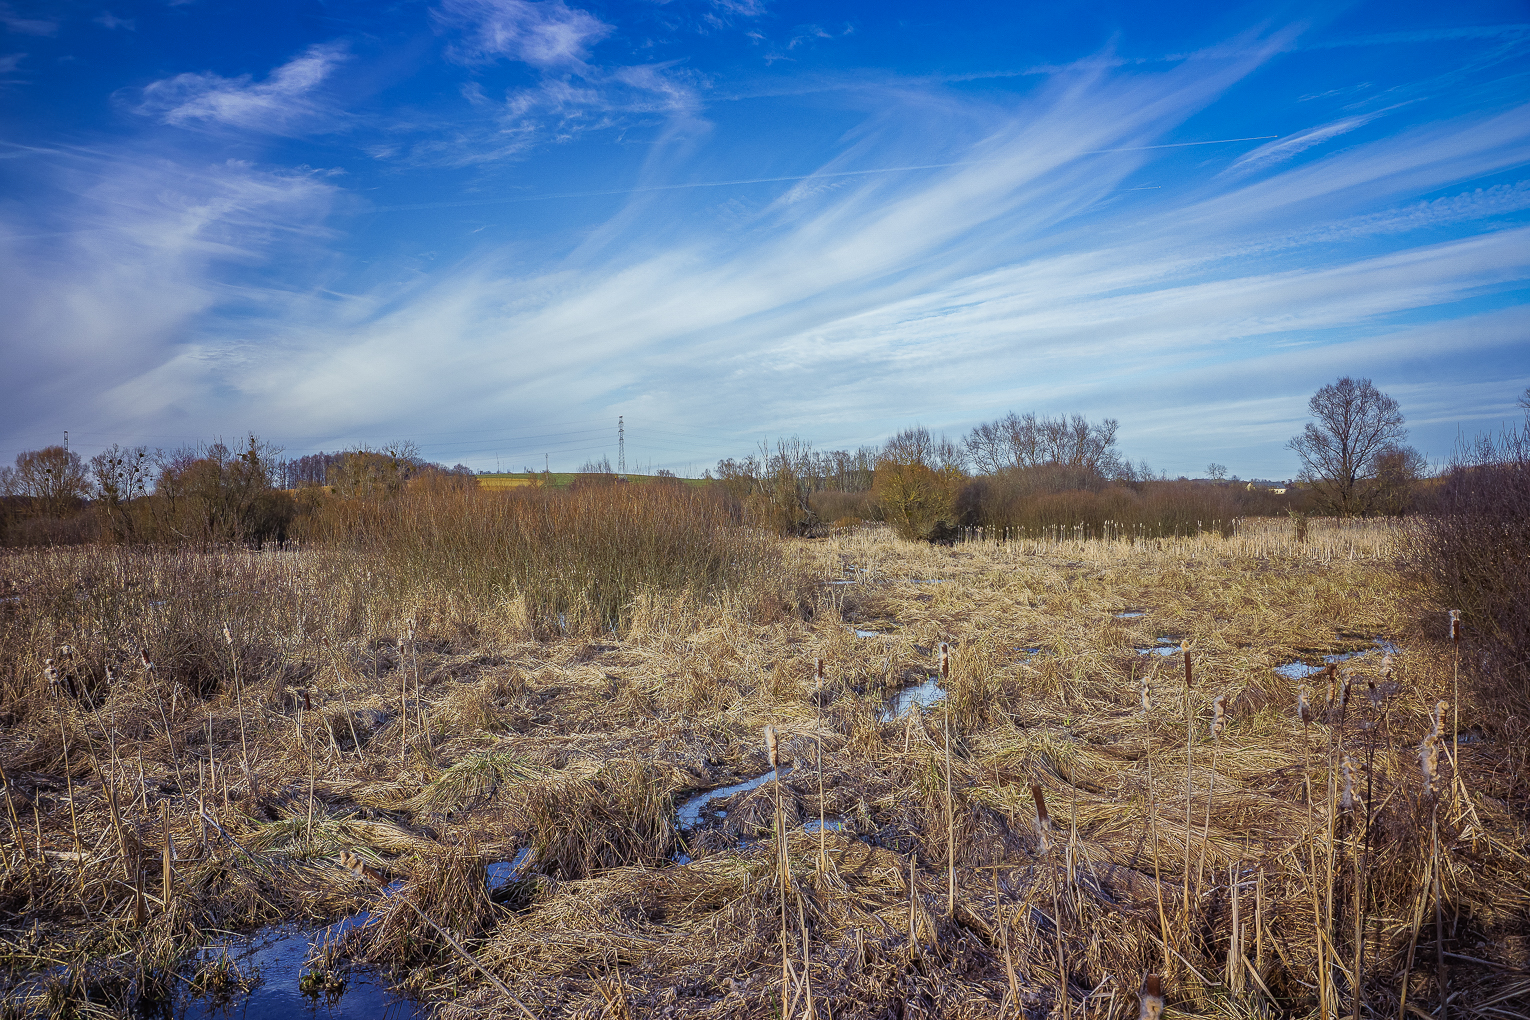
[135,43,349,134]
[0,51,22,74]
[409,0,703,166]
[1227,112,1385,173]
[438,0,612,68]
[94,12,135,31]
[0,152,340,436]
[0,3,55,36]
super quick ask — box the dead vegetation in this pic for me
[0,520,1526,1019]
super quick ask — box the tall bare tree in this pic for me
[1288,377,1406,515]
[8,446,90,517]
[965,412,1123,476]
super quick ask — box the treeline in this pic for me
[0,438,476,546]
[712,414,1321,541]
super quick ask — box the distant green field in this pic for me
[476,472,709,491]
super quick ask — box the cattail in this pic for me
[814,657,824,682]
[43,658,58,691]
[1030,783,1050,833]
[1326,666,1336,705]
[338,849,384,885]
[1428,700,1449,741]
[57,644,74,658]
[1420,734,1440,793]
[1297,689,1313,725]
[764,726,779,770]
[1139,974,1164,1020]
[1211,695,1226,739]
[1379,653,1394,680]
[939,642,950,678]
[1340,754,1357,811]
[222,623,233,647]
[1183,643,1193,687]
[1338,671,1351,711]
[1140,674,1151,714]
[1448,609,1461,643]
[140,649,154,672]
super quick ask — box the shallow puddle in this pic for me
[1134,645,1179,657]
[485,847,534,889]
[1114,610,1146,618]
[853,629,881,638]
[181,900,422,1020]
[1274,638,1401,680]
[676,768,792,831]
[879,677,945,721]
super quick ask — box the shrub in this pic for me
[874,460,960,541]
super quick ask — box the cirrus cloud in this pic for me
[437,0,612,68]
[135,43,349,134]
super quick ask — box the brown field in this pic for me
[0,519,1525,1019]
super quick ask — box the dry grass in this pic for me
[1,521,1526,1019]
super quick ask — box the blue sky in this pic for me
[1,0,1526,479]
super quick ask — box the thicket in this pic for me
[1406,422,1530,710]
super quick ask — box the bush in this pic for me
[874,460,961,541]
[1405,425,1530,710]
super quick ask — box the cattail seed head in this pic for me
[764,725,779,769]
[1140,675,1151,714]
[1211,695,1226,739]
[1429,700,1449,741]
[939,642,950,678]
[1183,644,1192,688]
[1297,689,1313,725]
[1339,671,1351,711]
[57,644,74,658]
[222,624,233,647]
[1340,754,1357,811]
[1139,974,1164,1020]
[1420,734,1440,793]
[1030,783,1050,831]
[814,657,824,681]
[140,649,154,671]
[1449,609,1461,643]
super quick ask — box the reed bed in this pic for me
[0,524,1525,1019]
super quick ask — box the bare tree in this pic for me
[90,444,154,541]
[9,446,90,517]
[965,412,1123,476]
[1206,463,1227,481]
[1287,377,1406,515]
